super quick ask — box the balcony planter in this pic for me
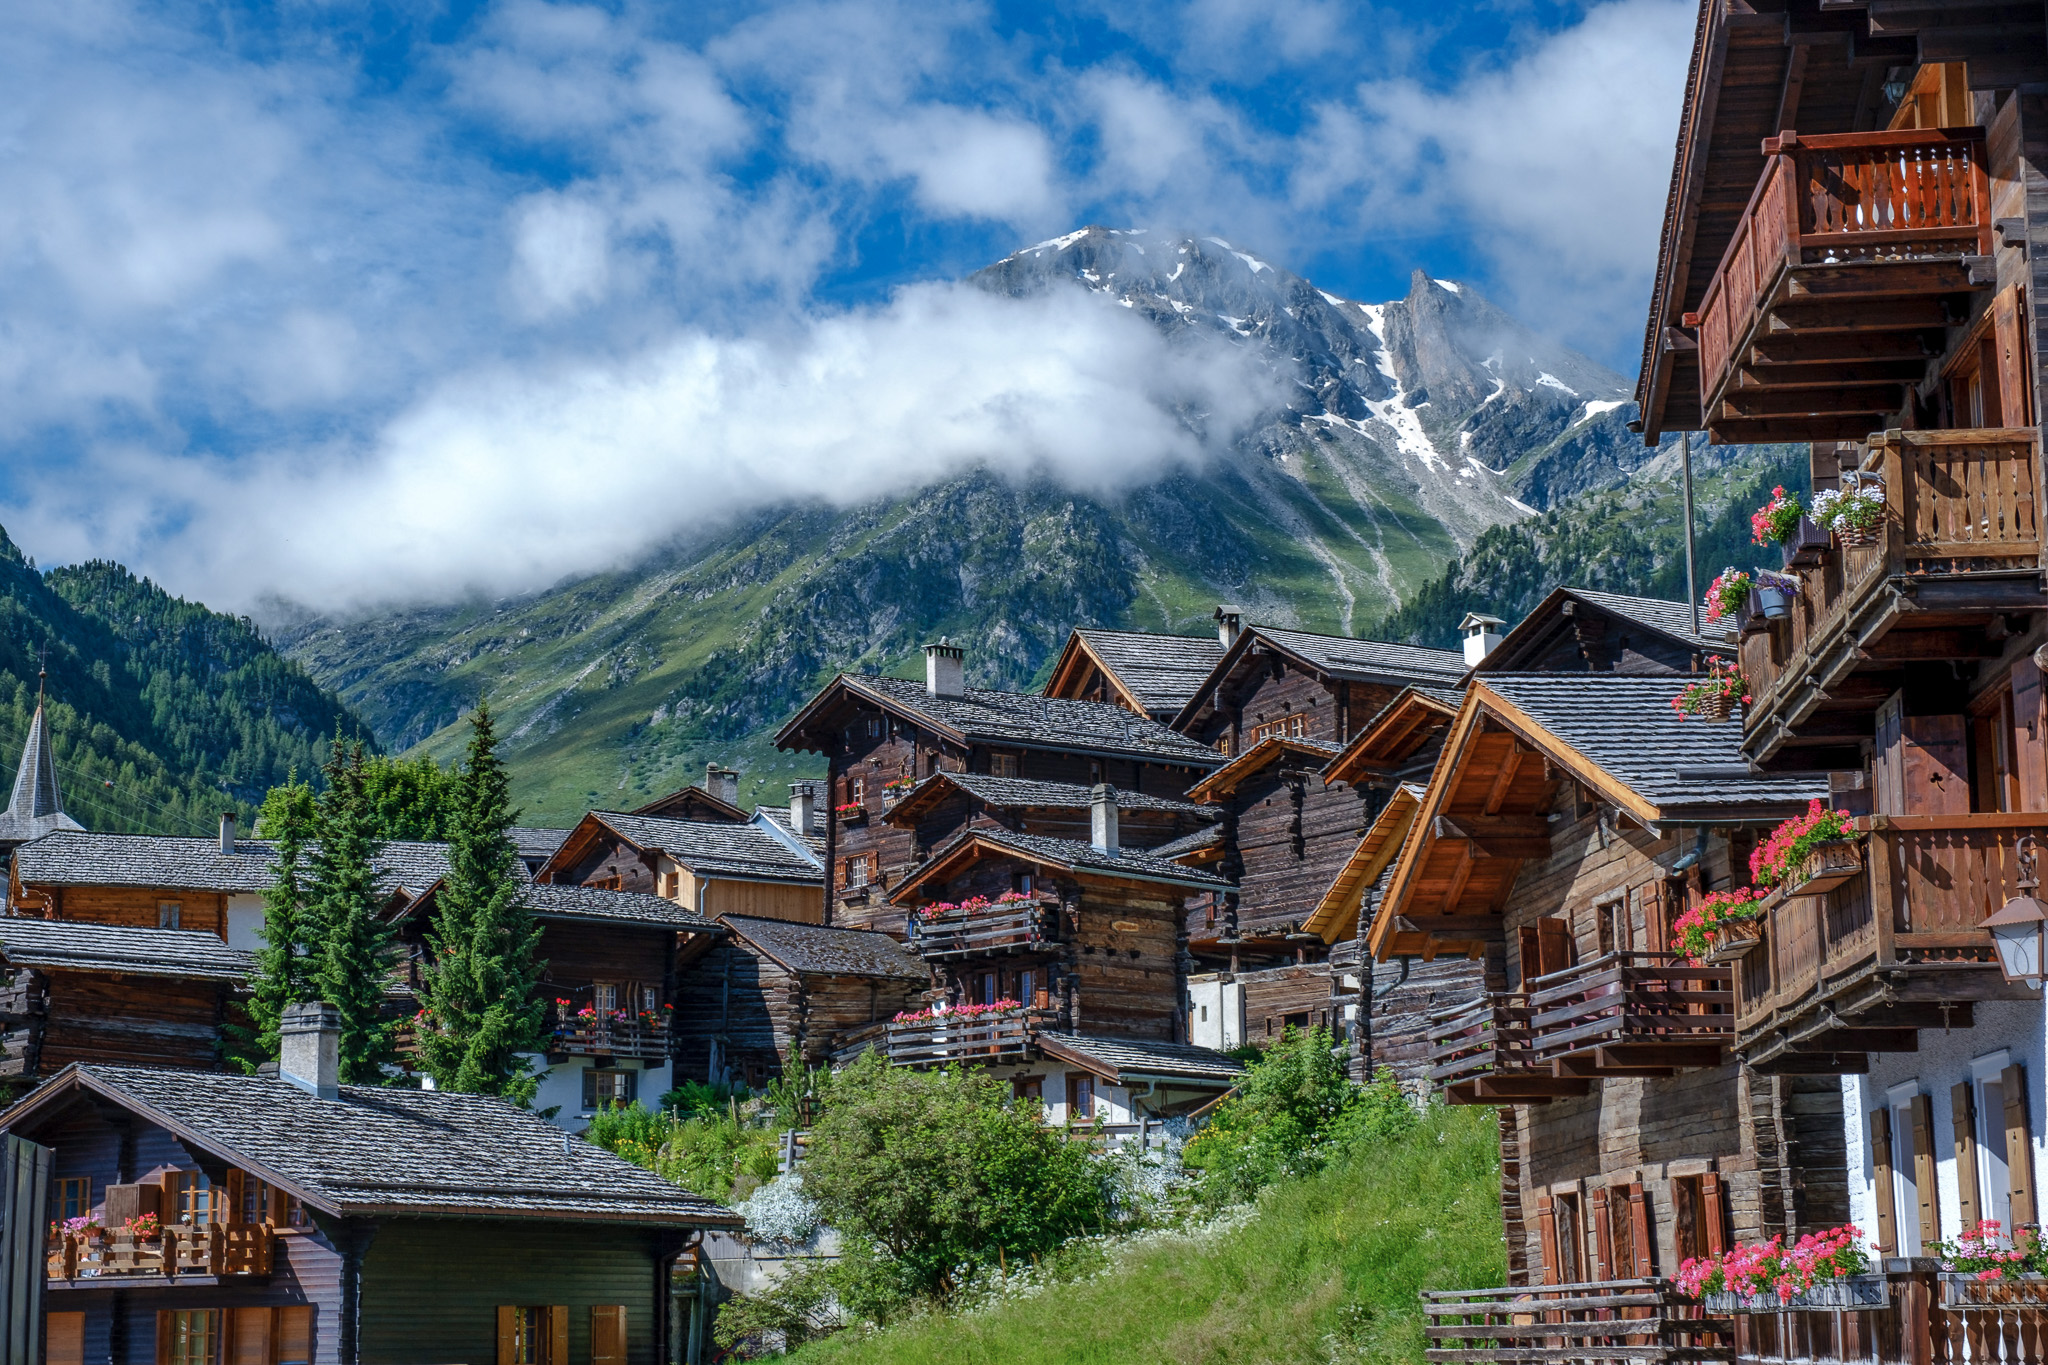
[1783,516,1833,569]
[1703,1275,1890,1314]
[1705,921,1763,962]
[1753,573,1795,620]
[1785,840,1863,897]
[1940,1272,2048,1308]
[1736,590,1768,637]
[835,804,867,826]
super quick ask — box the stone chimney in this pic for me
[1214,605,1244,650]
[1090,784,1120,857]
[219,811,236,856]
[924,639,965,698]
[280,1001,341,1100]
[705,764,740,808]
[1460,612,1506,667]
[789,782,815,834]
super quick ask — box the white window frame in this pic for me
[1973,1050,2015,1233]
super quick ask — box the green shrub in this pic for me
[582,1101,781,1202]
[660,1079,752,1119]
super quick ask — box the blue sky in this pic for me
[0,0,1694,613]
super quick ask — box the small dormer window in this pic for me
[990,753,1019,779]
[158,901,181,930]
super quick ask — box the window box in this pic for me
[1784,840,1863,897]
[1736,591,1769,638]
[1939,1272,2048,1308]
[1704,921,1763,962]
[836,804,867,826]
[1782,516,1834,570]
[1703,1275,1890,1314]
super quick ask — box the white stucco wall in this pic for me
[525,1054,675,1133]
[224,893,266,950]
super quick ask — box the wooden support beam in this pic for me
[1747,332,1937,364]
[1786,1028,1921,1053]
[1857,630,2008,662]
[1395,915,1506,938]
[1433,814,1551,860]
[1709,416,1893,444]
[1718,383,1911,419]
[1481,749,1525,817]
[1768,296,1956,334]
[1783,260,1981,301]
[1733,359,1930,390]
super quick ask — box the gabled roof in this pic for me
[0,919,252,982]
[1474,586,1731,675]
[774,676,1224,769]
[1170,626,1464,732]
[540,812,823,887]
[1322,686,1463,787]
[1,1064,739,1227]
[1040,628,1226,720]
[1185,736,1342,803]
[1303,784,1427,944]
[1035,1033,1243,1088]
[402,878,724,933]
[890,827,1231,904]
[14,833,459,898]
[630,784,747,823]
[508,827,571,864]
[719,915,927,981]
[881,772,1208,827]
[0,703,81,847]
[1144,825,1225,864]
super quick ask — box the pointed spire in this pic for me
[8,699,62,823]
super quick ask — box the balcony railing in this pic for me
[1426,994,1589,1105]
[1683,128,1990,442]
[885,1007,1057,1067]
[1728,1266,2043,1364]
[49,1223,274,1282]
[1525,952,1733,1076]
[906,899,1060,961]
[1740,428,2042,761]
[1423,1279,1732,1363]
[1735,816,2044,1070]
[548,1012,669,1062]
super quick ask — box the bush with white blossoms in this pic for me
[734,1171,821,1248]
[1102,1118,1191,1224]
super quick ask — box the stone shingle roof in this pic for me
[960,828,1232,891]
[1036,1032,1244,1086]
[839,677,1223,767]
[1144,825,1224,861]
[1066,629,1226,715]
[903,772,1208,816]
[509,827,571,863]
[1251,628,1466,685]
[0,919,252,982]
[590,813,823,884]
[719,915,928,981]
[1563,589,1730,652]
[18,1064,738,1227]
[516,882,722,931]
[1480,674,1828,817]
[0,704,82,848]
[13,833,460,897]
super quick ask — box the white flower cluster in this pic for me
[733,1171,821,1248]
[1809,485,1885,531]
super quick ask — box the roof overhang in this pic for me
[1322,688,1460,786]
[1186,736,1337,802]
[1041,631,1151,716]
[888,830,1226,903]
[1033,1035,1240,1090]
[1303,784,1425,944]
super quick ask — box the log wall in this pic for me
[27,887,228,936]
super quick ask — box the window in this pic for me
[1067,1074,1095,1120]
[990,753,1019,779]
[976,972,999,1005]
[1216,734,1233,758]
[850,776,866,804]
[841,856,871,889]
[157,901,181,929]
[52,1177,90,1222]
[497,1307,560,1365]
[583,1068,638,1111]
[592,983,619,1014]
[166,1170,218,1226]
[1011,872,1034,896]
[1550,1192,1584,1284]
[866,717,884,738]
[637,984,660,1014]
[1012,1076,1043,1103]
[1018,970,1038,1008]
[162,1310,222,1365]
[241,1178,304,1229]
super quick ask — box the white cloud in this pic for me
[874,109,1060,222]
[511,193,612,317]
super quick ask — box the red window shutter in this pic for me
[1588,1187,1614,1281]
[1701,1172,1728,1257]
[1627,1183,1654,1277]
[1536,1195,1561,1286]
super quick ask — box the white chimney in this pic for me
[789,782,815,834]
[1090,784,1120,857]
[279,1001,340,1100]
[1460,612,1507,667]
[924,639,965,698]
[219,811,236,856]
[1214,604,1244,650]
[705,764,740,807]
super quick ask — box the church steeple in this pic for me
[0,663,84,852]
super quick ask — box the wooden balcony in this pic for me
[1426,994,1589,1106]
[1423,1279,1732,1363]
[1740,427,2044,767]
[885,1007,1056,1068]
[1684,128,1992,445]
[907,899,1060,961]
[1736,816,2042,1073]
[1730,1266,2044,1364]
[49,1223,274,1283]
[548,1014,669,1062]
[1526,952,1733,1077]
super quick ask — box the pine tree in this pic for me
[306,739,398,1085]
[415,700,548,1103]
[232,768,316,1071]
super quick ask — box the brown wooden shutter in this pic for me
[2016,657,2048,814]
[222,1170,244,1225]
[277,1307,313,1365]
[1536,1195,1561,1285]
[2004,1063,2037,1228]
[1870,1107,1897,1253]
[1904,716,1971,815]
[1627,1183,1654,1277]
[1912,1093,1941,1247]
[547,1306,568,1365]
[46,1314,84,1365]
[1954,1081,1983,1230]
[1669,1178,1698,1266]
[497,1307,518,1365]
[1535,917,1571,979]
[1589,1187,1614,1281]
[1875,693,1905,815]
[1516,925,1541,988]
[156,1312,172,1365]
[1643,883,1669,955]
[229,1307,271,1365]
[1995,284,2033,428]
[590,1307,626,1365]
[1701,1172,1728,1257]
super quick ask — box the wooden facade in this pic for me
[538,813,821,925]
[1472,588,1728,678]
[0,967,232,1081]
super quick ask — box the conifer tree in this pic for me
[232,768,316,1071]
[415,700,547,1103]
[306,738,398,1084]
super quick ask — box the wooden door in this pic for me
[2015,657,2047,812]
[1903,716,1970,815]
[1534,917,1572,980]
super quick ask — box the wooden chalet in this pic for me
[1320,685,1464,793]
[1471,588,1731,677]
[394,881,724,1128]
[1385,676,1837,1363]
[0,700,82,856]
[877,798,1243,1121]
[672,915,926,1087]
[772,642,1222,933]
[8,1006,738,1365]
[536,811,820,923]
[877,771,1212,869]
[1039,624,1226,722]
[629,765,748,824]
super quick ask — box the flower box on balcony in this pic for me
[1785,840,1862,897]
[1703,1275,1890,1314]
[835,803,867,825]
[1782,516,1833,570]
[1736,592,1768,637]
[1939,1272,2048,1308]
[1705,922,1763,963]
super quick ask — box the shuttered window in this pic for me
[2004,1063,2037,1228]
[1067,1074,1095,1120]
[47,1313,84,1365]
[590,1306,627,1365]
[158,1310,222,1365]
[1870,1108,1897,1253]
[1911,1093,1941,1250]
[1589,1187,1614,1281]
[229,1308,272,1365]
[1954,1081,1984,1230]
[497,1306,567,1365]
[1627,1183,1655,1277]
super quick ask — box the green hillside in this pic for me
[0,527,369,835]
[786,1101,1503,1365]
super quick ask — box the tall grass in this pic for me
[785,1101,1504,1365]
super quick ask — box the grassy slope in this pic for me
[789,1103,1504,1365]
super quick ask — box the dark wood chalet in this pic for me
[7,1013,738,1365]
[1472,588,1732,677]
[0,701,83,857]
[877,771,1213,869]
[772,643,1223,933]
[0,920,250,1086]
[629,766,748,824]
[1039,625,1226,723]
[880,816,1241,1124]
[672,916,926,1087]
[537,812,820,924]
[1320,685,1464,794]
[1382,676,1838,1364]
